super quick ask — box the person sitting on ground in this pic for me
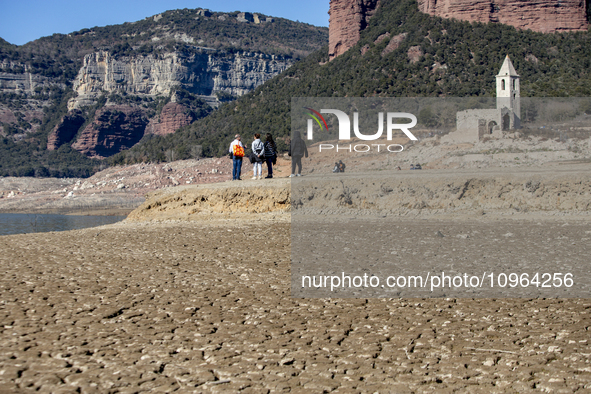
[410,164,415,170]
[415,164,422,170]
[338,160,346,173]
[333,162,340,173]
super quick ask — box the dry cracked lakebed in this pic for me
[0,220,590,392]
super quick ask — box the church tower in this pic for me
[496,55,520,129]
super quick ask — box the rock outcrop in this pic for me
[417,0,588,33]
[47,111,86,150]
[69,50,294,109]
[1,63,65,137]
[328,0,380,60]
[0,69,62,95]
[145,102,196,136]
[329,0,588,59]
[71,106,149,158]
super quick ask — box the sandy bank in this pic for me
[125,164,591,223]
[127,178,291,222]
[1,165,590,391]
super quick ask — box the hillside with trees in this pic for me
[112,0,591,163]
[0,8,328,177]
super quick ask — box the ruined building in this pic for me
[442,55,521,143]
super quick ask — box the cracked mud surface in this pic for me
[1,221,590,392]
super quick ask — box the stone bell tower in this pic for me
[496,55,520,129]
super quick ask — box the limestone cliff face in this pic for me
[329,0,380,60]
[0,68,62,95]
[1,63,65,137]
[71,106,149,158]
[69,50,293,109]
[417,0,588,33]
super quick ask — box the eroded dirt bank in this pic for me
[293,165,591,218]
[126,165,591,222]
[127,178,291,222]
[0,222,590,392]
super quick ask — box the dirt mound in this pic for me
[127,179,291,222]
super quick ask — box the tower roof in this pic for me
[497,55,519,77]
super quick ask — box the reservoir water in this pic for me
[0,213,126,236]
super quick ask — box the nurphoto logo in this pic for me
[303,107,418,153]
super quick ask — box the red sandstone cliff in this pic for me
[145,103,196,136]
[47,111,86,151]
[329,0,380,60]
[418,0,588,33]
[329,0,588,59]
[71,106,148,158]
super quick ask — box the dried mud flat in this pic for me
[1,217,591,393]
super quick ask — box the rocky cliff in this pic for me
[145,102,196,136]
[71,106,149,158]
[0,62,64,95]
[417,0,588,33]
[329,0,589,59]
[68,50,293,109]
[0,8,328,173]
[47,110,86,150]
[329,0,380,60]
[0,63,65,138]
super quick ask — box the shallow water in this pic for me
[0,213,126,236]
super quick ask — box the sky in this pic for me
[0,0,330,46]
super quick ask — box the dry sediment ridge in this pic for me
[126,178,292,222]
[126,164,591,222]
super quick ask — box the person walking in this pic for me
[263,133,277,179]
[288,131,308,177]
[229,134,244,180]
[251,133,265,180]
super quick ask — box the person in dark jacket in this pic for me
[264,133,277,179]
[288,131,308,177]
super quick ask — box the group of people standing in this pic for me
[228,131,309,180]
[251,133,278,180]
